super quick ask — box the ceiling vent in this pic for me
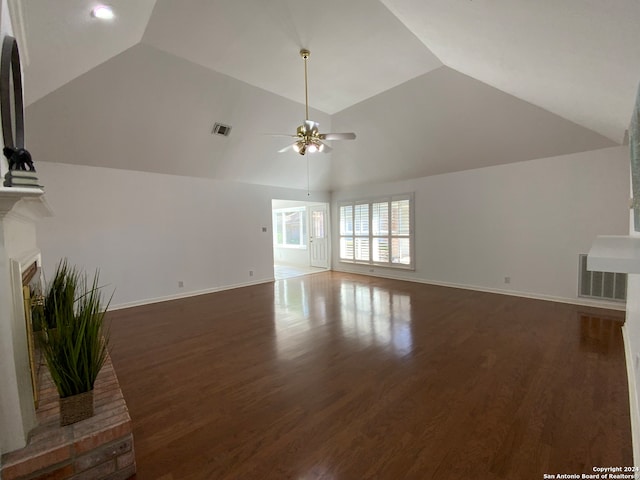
[212,123,232,137]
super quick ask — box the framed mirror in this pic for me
[1,36,24,151]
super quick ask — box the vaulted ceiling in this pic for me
[17,0,640,190]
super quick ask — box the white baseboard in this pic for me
[109,268,626,313]
[108,277,275,311]
[623,325,640,468]
[333,267,626,311]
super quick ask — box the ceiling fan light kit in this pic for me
[275,49,356,156]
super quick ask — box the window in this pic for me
[273,207,307,248]
[339,195,413,268]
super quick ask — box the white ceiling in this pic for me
[141,0,443,115]
[380,0,640,143]
[17,0,157,105]
[16,0,640,189]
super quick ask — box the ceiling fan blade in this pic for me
[319,142,333,153]
[277,143,297,153]
[318,132,356,141]
[266,133,298,138]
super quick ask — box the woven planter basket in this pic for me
[59,390,94,426]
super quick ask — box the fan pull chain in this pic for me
[307,156,310,196]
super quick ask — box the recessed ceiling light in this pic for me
[91,5,114,20]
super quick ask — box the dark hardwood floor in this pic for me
[107,272,632,479]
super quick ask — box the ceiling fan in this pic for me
[275,49,356,155]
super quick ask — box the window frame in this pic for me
[338,194,414,270]
[273,207,308,249]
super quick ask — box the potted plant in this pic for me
[39,259,112,426]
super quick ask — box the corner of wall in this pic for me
[622,320,640,467]
[624,233,640,465]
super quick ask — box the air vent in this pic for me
[212,123,232,136]
[578,254,626,302]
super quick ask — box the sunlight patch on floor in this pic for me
[274,264,328,280]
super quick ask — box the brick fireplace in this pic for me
[1,355,135,480]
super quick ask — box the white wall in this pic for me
[35,162,329,309]
[626,274,640,464]
[332,146,629,306]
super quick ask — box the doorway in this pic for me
[272,199,330,280]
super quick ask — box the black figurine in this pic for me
[3,146,35,172]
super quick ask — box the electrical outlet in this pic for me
[249,270,254,277]
[262,227,267,232]
[504,276,511,284]
[178,280,184,288]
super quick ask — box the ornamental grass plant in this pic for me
[40,259,112,398]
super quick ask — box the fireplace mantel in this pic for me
[0,187,50,219]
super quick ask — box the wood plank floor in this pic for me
[107,272,632,479]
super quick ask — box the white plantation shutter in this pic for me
[391,199,411,265]
[372,202,389,263]
[355,238,370,261]
[340,237,354,260]
[340,205,353,235]
[339,194,413,269]
[391,200,410,235]
[340,205,354,260]
[354,204,369,235]
[372,202,389,235]
[373,238,389,263]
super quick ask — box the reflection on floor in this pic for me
[107,272,630,479]
[274,264,328,280]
